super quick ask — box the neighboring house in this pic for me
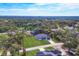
[51,29,59,32]
[67,48,76,56]
[25,30,32,36]
[36,49,75,56]
[31,29,49,35]
[64,26,74,30]
[36,50,61,56]
[8,31,16,35]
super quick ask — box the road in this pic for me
[19,44,52,52]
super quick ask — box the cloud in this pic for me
[59,3,79,10]
[0,3,79,16]
[34,3,48,6]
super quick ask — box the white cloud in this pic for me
[34,3,54,6]
[35,3,47,6]
[0,3,79,16]
[61,3,79,10]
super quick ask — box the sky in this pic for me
[0,3,79,16]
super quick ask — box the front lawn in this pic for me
[23,35,49,48]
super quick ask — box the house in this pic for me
[35,34,50,40]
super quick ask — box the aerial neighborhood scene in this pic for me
[0,3,79,56]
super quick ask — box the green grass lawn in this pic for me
[23,35,50,48]
[26,50,39,56]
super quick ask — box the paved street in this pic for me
[19,44,52,52]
